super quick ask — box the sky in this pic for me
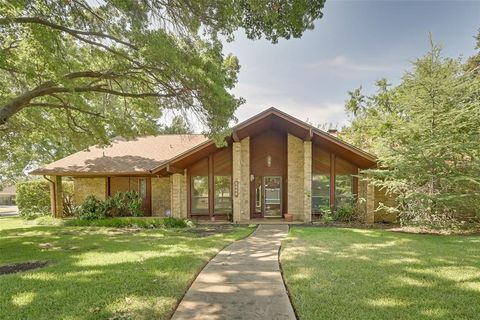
[220,0,479,129]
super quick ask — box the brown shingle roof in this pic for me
[30,135,207,176]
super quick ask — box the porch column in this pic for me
[48,175,63,218]
[303,141,312,222]
[171,172,187,218]
[232,137,250,223]
[365,182,375,224]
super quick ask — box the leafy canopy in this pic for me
[343,37,480,226]
[0,0,325,186]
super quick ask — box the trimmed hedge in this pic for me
[64,217,189,228]
[16,180,51,218]
[16,180,74,219]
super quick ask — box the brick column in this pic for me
[232,138,250,223]
[303,141,312,222]
[287,134,305,221]
[366,183,375,224]
[171,173,186,218]
[232,141,241,223]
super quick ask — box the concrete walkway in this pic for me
[171,225,296,320]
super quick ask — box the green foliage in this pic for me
[16,180,50,218]
[64,217,188,229]
[160,115,193,134]
[74,195,105,220]
[335,204,355,222]
[163,217,188,228]
[62,181,74,216]
[343,37,480,227]
[0,0,325,187]
[75,191,144,220]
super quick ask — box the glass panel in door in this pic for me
[264,176,282,217]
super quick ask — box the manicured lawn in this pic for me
[281,227,480,320]
[0,217,253,320]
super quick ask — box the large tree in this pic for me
[0,0,325,185]
[342,38,480,226]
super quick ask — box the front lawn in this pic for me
[0,217,253,320]
[281,227,480,320]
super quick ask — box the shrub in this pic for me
[75,191,144,220]
[74,196,105,220]
[16,180,51,218]
[163,217,188,228]
[64,217,189,229]
[62,181,74,216]
[335,204,355,222]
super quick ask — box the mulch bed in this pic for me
[0,261,48,275]
[186,225,237,237]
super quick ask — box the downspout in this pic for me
[43,175,56,217]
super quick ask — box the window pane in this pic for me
[335,175,353,207]
[192,176,208,213]
[312,174,330,213]
[214,176,232,213]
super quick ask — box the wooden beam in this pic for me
[166,164,184,174]
[330,153,336,212]
[304,127,313,141]
[232,130,240,142]
[208,154,214,220]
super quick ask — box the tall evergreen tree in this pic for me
[343,39,480,226]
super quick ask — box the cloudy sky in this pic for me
[222,0,479,128]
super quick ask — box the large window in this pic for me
[312,174,330,213]
[191,176,208,214]
[214,176,232,213]
[335,175,353,208]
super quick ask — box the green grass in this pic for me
[281,227,480,320]
[0,217,253,320]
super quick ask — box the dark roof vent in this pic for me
[327,129,338,137]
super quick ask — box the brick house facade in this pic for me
[32,108,394,223]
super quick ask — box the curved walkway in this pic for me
[171,224,296,320]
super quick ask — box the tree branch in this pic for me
[0,17,138,50]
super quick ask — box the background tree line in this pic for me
[342,32,480,228]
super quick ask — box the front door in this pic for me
[263,176,282,217]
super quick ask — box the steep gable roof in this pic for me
[31,107,376,177]
[150,107,376,173]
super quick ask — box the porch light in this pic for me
[267,155,272,167]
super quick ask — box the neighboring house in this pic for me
[31,108,393,223]
[0,185,16,205]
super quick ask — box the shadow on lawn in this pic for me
[282,227,480,320]
[0,225,239,320]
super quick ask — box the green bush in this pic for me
[335,204,355,222]
[16,179,75,219]
[74,191,144,220]
[64,217,188,229]
[163,217,188,228]
[16,180,51,218]
[74,195,105,220]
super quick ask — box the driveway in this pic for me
[171,224,296,320]
[0,206,18,217]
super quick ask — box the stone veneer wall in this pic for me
[151,177,171,217]
[287,134,305,220]
[73,177,106,205]
[171,172,187,218]
[303,141,312,222]
[357,178,397,223]
[232,137,250,222]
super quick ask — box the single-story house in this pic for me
[31,108,394,223]
[0,185,16,205]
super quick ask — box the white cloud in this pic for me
[306,55,403,73]
[231,82,349,129]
